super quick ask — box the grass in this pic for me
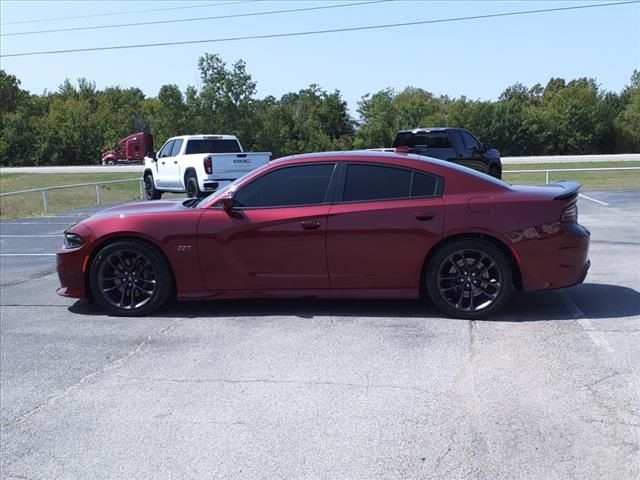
[1,161,639,220]
[503,161,640,190]
[0,173,143,219]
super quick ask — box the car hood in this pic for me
[83,200,190,221]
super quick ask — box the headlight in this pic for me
[63,232,85,249]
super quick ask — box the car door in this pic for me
[326,163,444,291]
[197,163,338,291]
[155,140,174,187]
[163,138,183,188]
[459,130,487,173]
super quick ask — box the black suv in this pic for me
[392,127,502,179]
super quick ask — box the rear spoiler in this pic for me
[549,180,581,200]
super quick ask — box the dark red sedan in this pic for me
[57,152,590,319]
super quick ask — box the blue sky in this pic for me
[1,0,638,116]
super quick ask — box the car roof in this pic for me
[168,134,238,141]
[396,127,462,134]
[272,150,509,188]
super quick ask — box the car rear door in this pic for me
[326,163,444,291]
[197,163,338,291]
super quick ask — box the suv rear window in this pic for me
[185,139,241,154]
[393,132,452,149]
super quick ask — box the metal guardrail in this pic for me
[502,166,640,184]
[0,178,143,213]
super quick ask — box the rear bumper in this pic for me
[514,223,590,292]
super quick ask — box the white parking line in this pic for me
[0,253,57,256]
[579,193,610,206]
[1,235,60,238]
[557,290,613,353]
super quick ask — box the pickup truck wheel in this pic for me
[144,174,162,200]
[186,173,202,198]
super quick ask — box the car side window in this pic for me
[170,139,183,157]
[411,172,440,197]
[343,164,411,202]
[234,164,336,208]
[343,164,441,202]
[158,140,174,158]
[461,131,480,150]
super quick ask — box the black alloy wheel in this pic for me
[186,173,202,198]
[426,239,512,319]
[89,240,172,316]
[144,174,162,200]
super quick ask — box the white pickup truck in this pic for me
[143,134,271,200]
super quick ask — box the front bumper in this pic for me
[56,248,88,299]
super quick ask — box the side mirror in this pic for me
[147,151,157,161]
[221,193,235,212]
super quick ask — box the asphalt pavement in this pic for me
[1,191,639,480]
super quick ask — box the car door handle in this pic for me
[301,220,321,230]
[161,161,165,165]
[173,161,178,164]
[415,213,434,221]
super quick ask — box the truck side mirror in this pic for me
[147,151,157,161]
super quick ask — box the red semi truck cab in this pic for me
[101,132,154,165]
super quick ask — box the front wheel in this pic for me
[89,240,173,316]
[144,174,162,200]
[426,239,513,319]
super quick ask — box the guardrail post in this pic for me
[42,190,48,213]
[545,170,550,184]
[95,184,101,205]
[139,179,144,199]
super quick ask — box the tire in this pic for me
[185,172,202,198]
[107,160,115,166]
[89,240,173,316]
[488,164,501,179]
[425,238,513,319]
[144,173,162,200]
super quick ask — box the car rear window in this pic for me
[393,132,452,149]
[185,139,241,154]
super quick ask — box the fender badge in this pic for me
[177,245,192,252]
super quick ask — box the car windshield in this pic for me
[195,163,271,208]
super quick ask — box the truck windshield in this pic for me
[185,139,241,154]
[393,132,451,149]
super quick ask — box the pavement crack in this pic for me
[0,270,56,287]
[1,320,181,429]
[116,375,435,396]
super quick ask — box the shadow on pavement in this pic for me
[67,283,640,322]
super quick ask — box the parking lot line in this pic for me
[579,193,610,206]
[1,235,61,238]
[557,290,614,353]
[0,253,56,256]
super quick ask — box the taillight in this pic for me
[561,204,578,223]
[203,156,212,174]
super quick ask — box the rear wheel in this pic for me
[89,240,173,316]
[144,174,162,200]
[426,239,512,319]
[185,172,202,198]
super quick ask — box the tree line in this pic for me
[1,53,638,167]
